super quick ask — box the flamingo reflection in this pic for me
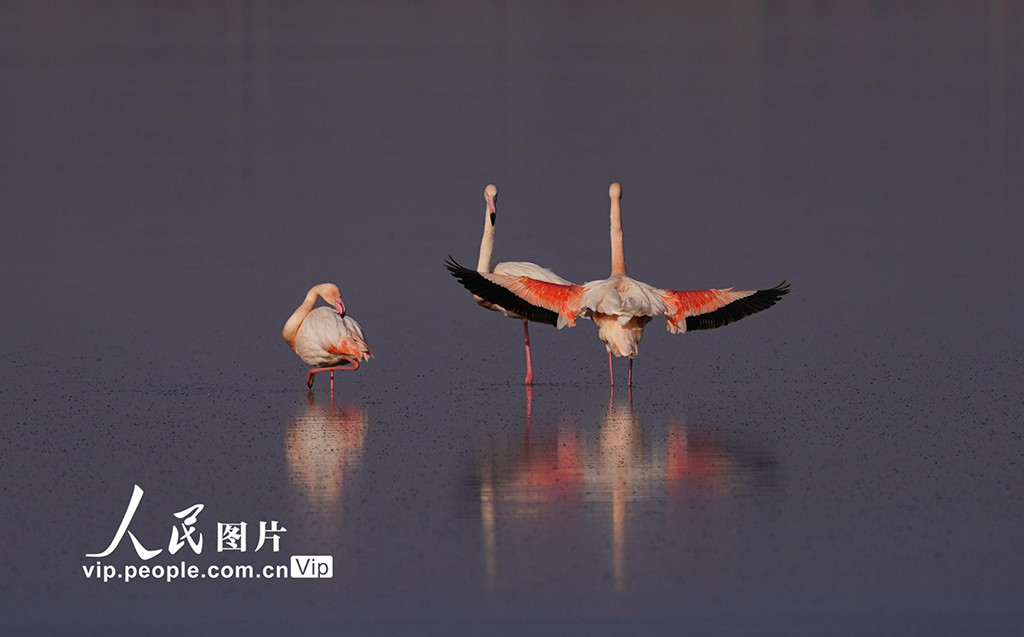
[596,391,645,590]
[472,389,782,591]
[285,392,368,532]
[664,417,783,500]
[476,386,585,588]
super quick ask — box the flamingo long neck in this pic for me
[477,208,495,273]
[610,195,626,275]
[282,288,318,349]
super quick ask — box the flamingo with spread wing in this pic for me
[468,184,574,385]
[447,183,789,386]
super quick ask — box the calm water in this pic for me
[1,2,1022,635]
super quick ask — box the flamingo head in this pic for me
[315,284,346,316]
[484,184,497,226]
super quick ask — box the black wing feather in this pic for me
[445,257,559,327]
[685,281,791,332]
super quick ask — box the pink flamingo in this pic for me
[469,184,573,385]
[282,284,373,391]
[448,183,790,386]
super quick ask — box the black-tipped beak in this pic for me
[489,212,496,226]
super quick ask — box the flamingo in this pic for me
[282,283,373,391]
[447,183,790,386]
[467,184,574,385]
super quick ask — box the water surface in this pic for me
[1,2,1022,635]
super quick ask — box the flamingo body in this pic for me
[294,307,372,367]
[593,311,652,358]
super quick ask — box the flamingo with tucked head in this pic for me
[447,183,790,386]
[282,283,373,391]
[468,184,574,385]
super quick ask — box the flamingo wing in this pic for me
[446,257,585,328]
[493,261,573,285]
[329,315,373,360]
[659,282,790,334]
[300,308,373,364]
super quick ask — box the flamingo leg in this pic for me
[628,358,633,387]
[523,321,534,385]
[608,351,614,386]
[306,359,360,389]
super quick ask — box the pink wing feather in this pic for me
[660,283,790,334]
[446,259,585,328]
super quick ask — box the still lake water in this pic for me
[1,2,1022,635]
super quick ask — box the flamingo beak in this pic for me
[487,195,496,226]
[334,297,346,316]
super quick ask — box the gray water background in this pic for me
[1,2,1022,635]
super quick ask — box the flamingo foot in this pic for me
[306,359,360,389]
